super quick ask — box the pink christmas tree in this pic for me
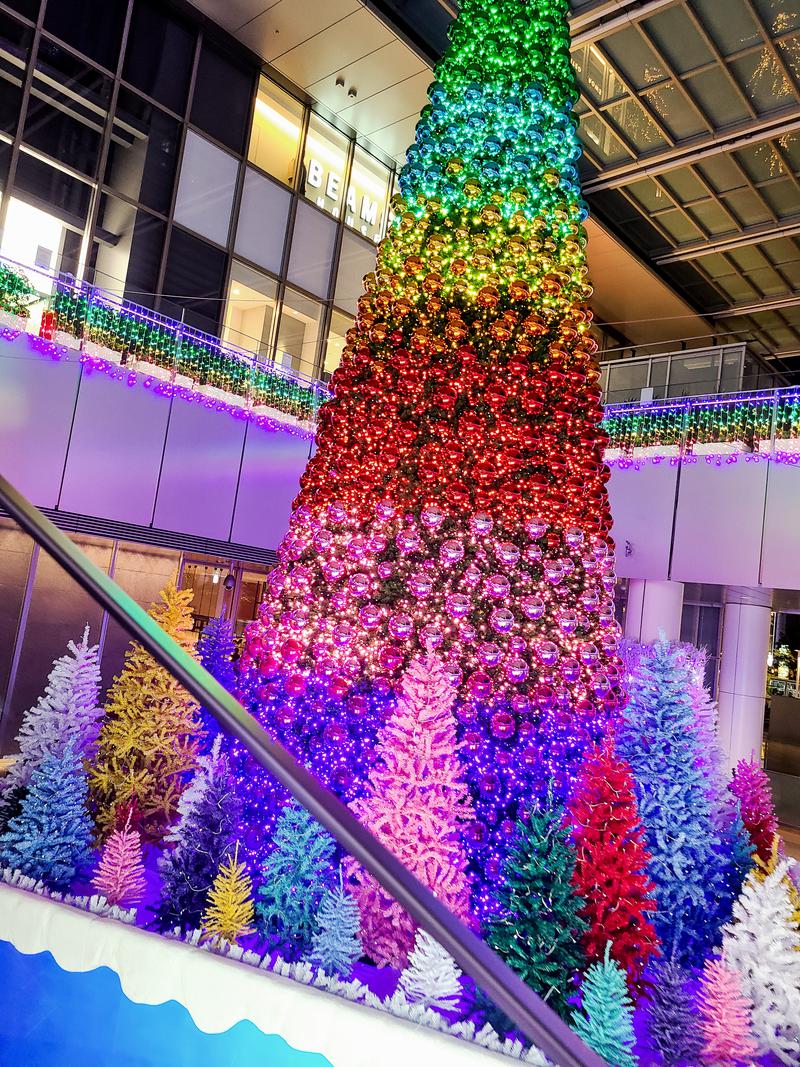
[729,756,778,863]
[697,957,758,1066]
[344,654,474,968]
[92,810,146,907]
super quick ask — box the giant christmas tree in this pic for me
[236,0,621,910]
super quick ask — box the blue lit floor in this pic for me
[0,939,333,1067]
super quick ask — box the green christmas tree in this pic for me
[255,802,336,954]
[571,944,637,1067]
[487,800,587,1019]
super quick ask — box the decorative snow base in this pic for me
[0,883,542,1067]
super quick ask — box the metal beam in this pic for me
[655,217,800,264]
[570,0,681,48]
[712,295,800,319]
[582,109,800,192]
[0,472,604,1067]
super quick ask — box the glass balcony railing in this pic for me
[0,473,602,1067]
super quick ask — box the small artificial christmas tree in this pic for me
[729,756,778,863]
[571,944,636,1067]
[399,929,463,1012]
[568,740,659,986]
[308,870,362,976]
[697,957,757,1067]
[0,746,94,890]
[90,581,203,842]
[754,836,800,930]
[344,654,474,969]
[196,616,237,744]
[619,641,726,962]
[154,738,241,932]
[723,862,800,1063]
[487,799,587,1020]
[255,802,335,954]
[201,843,254,945]
[3,626,102,795]
[91,809,146,907]
[645,960,705,1067]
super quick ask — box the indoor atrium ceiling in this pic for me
[193,0,800,371]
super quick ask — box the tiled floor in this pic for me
[781,824,800,861]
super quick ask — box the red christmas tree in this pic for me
[344,654,474,968]
[697,957,757,1066]
[568,740,659,985]
[91,809,147,907]
[729,756,778,863]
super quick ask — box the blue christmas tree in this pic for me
[712,799,754,933]
[154,739,241,932]
[255,803,335,954]
[646,960,703,1066]
[0,746,93,890]
[571,944,636,1067]
[308,869,362,975]
[618,641,726,962]
[196,616,237,745]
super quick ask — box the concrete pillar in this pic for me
[717,586,772,771]
[624,579,685,643]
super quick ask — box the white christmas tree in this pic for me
[399,928,463,1012]
[4,626,102,793]
[722,860,800,1065]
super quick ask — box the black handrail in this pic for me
[0,473,603,1067]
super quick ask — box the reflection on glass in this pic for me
[181,557,233,633]
[323,309,354,379]
[275,287,323,378]
[249,77,303,186]
[173,130,238,247]
[0,522,34,746]
[347,147,390,243]
[302,114,349,219]
[222,261,279,357]
[105,89,181,215]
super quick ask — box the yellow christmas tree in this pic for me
[89,580,203,842]
[201,843,254,944]
[754,836,800,932]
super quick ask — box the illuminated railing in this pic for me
[602,388,800,466]
[0,258,330,428]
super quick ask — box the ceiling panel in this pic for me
[271,8,394,88]
[367,113,420,160]
[339,69,430,135]
[306,38,425,116]
[236,0,362,63]
[187,0,280,35]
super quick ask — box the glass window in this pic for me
[123,0,195,114]
[173,130,238,247]
[721,188,772,228]
[606,360,649,403]
[105,89,181,215]
[92,195,166,304]
[346,147,390,243]
[4,534,113,751]
[234,167,290,275]
[578,112,632,166]
[684,68,750,128]
[287,200,337,298]
[181,557,233,633]
[607,99,667,154]
[691,0,760,56]
[5,0,39,19]
[0,522,34,751]
[222,261,278,357]
[190,43,253,155]
[687,200,737,236]
[248,77,303,186]
[303,113,350,218]
[323,309,353,380]
[667,351,722,396]
[645,7,714,75]
[161,227,228,333]
[100,542,183,692]
[572,43,626,104]
[14,150,92,225]
[275,287,323,378]
[0,194,81,286]
[646,85,707,142]
[601,29,667,90]
[334,228,377,315]
[42,0,128,72]
[0,12,33,136]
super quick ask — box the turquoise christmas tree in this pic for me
[487,798,586,1020]
[571,944,636,1067]
[619,641,726,962]
[308,870,362,976]
[0,746,94,890]
[255,802,336,954]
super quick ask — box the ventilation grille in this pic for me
[0,505,278,567]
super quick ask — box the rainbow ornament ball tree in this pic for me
[236,0,621,918]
